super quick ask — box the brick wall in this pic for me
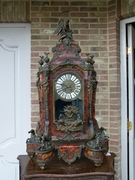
[0,0,133,179]
[108,1,121,179]
[0,1,30,22]
[121,0,135,18]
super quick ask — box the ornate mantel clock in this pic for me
[26,19,109,169]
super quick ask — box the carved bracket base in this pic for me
[56,144,84,165]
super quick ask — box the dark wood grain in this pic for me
[18,153,115,180]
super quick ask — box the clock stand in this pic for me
[18,19,115,179]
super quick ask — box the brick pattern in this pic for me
[0,1,30,22]
[121,0,135,18]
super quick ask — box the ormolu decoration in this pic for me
[55,105,84,132]
[26,19,109,169]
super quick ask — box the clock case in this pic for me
[26,19,109,168]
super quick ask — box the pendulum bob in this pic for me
[84,146,104,167]
[37,148,55,169]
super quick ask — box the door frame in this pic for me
[120,17,135,180]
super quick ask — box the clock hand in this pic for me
[62,83,69,88]
[62,83,72,89]
[62,86,73,92]
[63,87,70,91]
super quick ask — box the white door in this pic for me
[0,24,31,180]
[127,24,135,180]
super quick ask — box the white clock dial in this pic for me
[55,73,81,100]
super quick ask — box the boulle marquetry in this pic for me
[18,19,115,179]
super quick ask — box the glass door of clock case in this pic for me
[54,98,84,133]
[53,72,84,133]
[55,98,83,122]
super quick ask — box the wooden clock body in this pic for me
[37,43,98,139]
[26,19,109,167]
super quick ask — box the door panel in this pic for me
[0,24,31,180]
[0,41,17,144]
